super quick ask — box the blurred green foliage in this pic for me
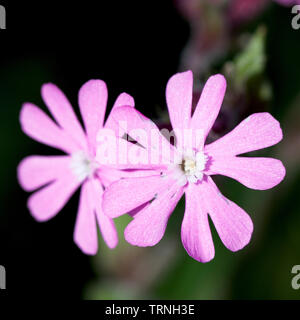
[234,26,266,87]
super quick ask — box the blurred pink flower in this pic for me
[175,0,229,75]
[18,80,136,255]
[274,0,300,5]
[176,0,299,24]
[103,71,286,262]
[229,0,270,25]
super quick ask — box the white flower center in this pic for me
[169,149,208,186]
[70,151,99,182]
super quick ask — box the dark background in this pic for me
[1,1,299,299]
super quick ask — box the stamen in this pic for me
[70,151,99,182]
[169,149,207,186]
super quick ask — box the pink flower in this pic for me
[18,80,137,255]
[103,71,286,262]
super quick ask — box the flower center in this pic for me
[70,151,99,182]
[181,158,197,175]
[169,150,207,186]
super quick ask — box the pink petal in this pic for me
[112,92,135,109]
[20,103,79,153]
[202,177,253,252]
[107,106,179,164]
[27,169,80,222]
[78,80,108,151]
[127,202,149,218]
[91,178,118,249]
[74,180,98,255]
[191,74,227,145]
[102,175,173,218]
[17,155,71,192]
[104,92,135,135]
[166,70,193,131]
[205,112,283,156]
[41,83,87,151]
[181,183,215,263]
[124,184,183,246]
[206,156,286,190]
[95,137,166,170]
[107,106,156,146]
[98,166,161,188]
[74,178,118,253]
